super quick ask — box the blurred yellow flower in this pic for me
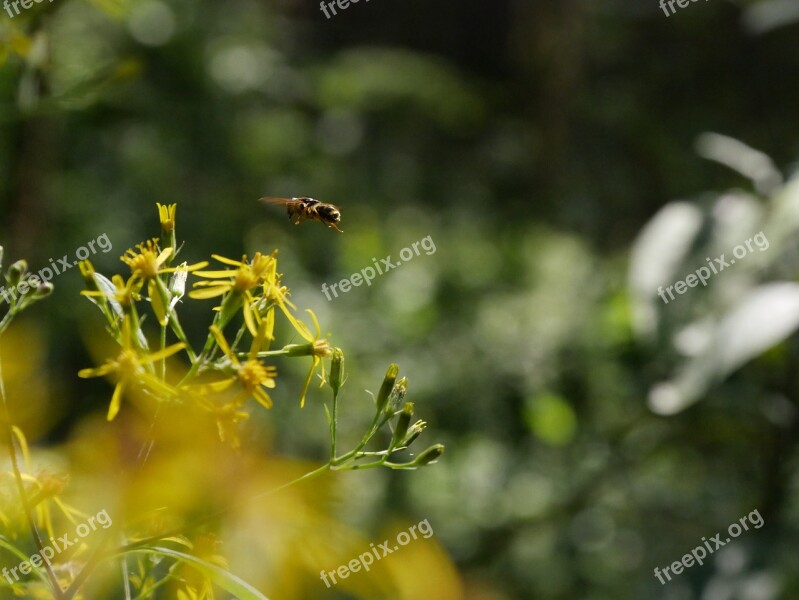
[78,317,185,420]
[204,324,277,410]
[81,272,140,310]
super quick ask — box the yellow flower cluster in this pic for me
[78,203,332,446]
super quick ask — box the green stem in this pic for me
[159,325,166,380]
[0,348,64,599]
[330,388,338,462]
[61,532,111,600]
[332,408,393,467]
[176,297,230,387]
[112,462,332,557]
[130,566,176,600]
[167,311,197,362]
[227,322,248,356]
[337,460,387,471]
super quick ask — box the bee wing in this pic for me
[259,196,298,207]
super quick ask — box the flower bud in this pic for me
[375,364,399,412]
[33,282,54,299]
[385,377,408,414]
[329,348,345,395]
[0,246,4,269]
[157,203,178,263]
[401,419,427,447]
[157,202,177,234]
[392,402,413,447]
[79,260,98,289]
[168,262,188,311]
[413,444,445,467]
[169,263,188,298]
[6,259,27,287]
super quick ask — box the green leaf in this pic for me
[0,536,48,583]
[122,546,269,600]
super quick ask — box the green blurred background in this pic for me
[2,0,799,598]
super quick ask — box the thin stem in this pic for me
[0,310,15,337]
[330,389,339,462]
[61,532,111,600]
[0,348,64,599]
[227,322,248,355]
[130,566,175,600]
[120,548,132,600]
[168,311,197,362]
[332,408,393,467]
[111,462,332,557]
[176,307,223,387]
[159,324,166,380]
[336,460,387,471]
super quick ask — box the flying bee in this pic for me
[259,197,343,232]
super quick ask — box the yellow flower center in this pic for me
[38,472,69,498]
[238,360,275,391]
[233,267,261,294]
[312,339,331,357]
[122,240,162,279]
[116,349,141,377]
[250,253,272,278]
[232,253,274,294]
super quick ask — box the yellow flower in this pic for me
[190,252,276,335]
[121,239,173,280]
[78,317,185,420]
[121,238,207,281]
[157,202,177,233]
[257,258,325,348]
[121,239,206,325]
[200,324,277,410]
[209,402,250,449]
[81,273,141,311]
[190,252,275,297]
[5,428,81,539]
[282,309,332,407]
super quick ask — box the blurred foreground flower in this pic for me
[57,202,447,598]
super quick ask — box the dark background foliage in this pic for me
[2,0,799,597]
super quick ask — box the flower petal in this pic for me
[107,380,126,421]
[155,247,174,267]
[78,363,115,378]
[243,301,258,338]
[211,254,245,266]
[210,325,236,363]
[149,279,168,326]
[298,360,316,408]
[188,287,229,300]
[139,342,186,364]
[252,387,273,409]
[193,270,237,278]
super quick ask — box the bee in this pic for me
[259,197,343,232]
